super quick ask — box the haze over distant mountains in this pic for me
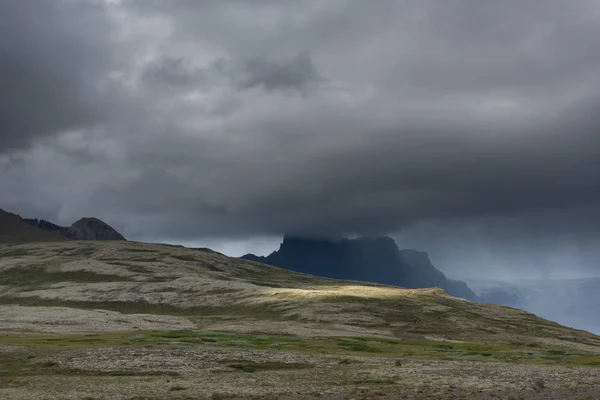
[242,235,478,301]
[467,277,600,335]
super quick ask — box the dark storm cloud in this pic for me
[142,57,203,89]
[0,0,116,151]
[237,53,322,91]
[142,53,322,93]
[2,0,600,277]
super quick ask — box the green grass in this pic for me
[104,370,179,377]
[226,361,311,373]
[0,353,183,378]
[125,265,154,274]
[0,265,133,288]
[336,341,381,353]
[0,296,297,321]
[1,329,595,368]
[353,378,396,386]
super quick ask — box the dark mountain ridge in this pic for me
[0,209,67,244]
[0,207,126,243]
[242,235,478,301]
[23,216,126,241]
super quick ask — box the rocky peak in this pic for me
[70,217,126,241]
[242,234,478,301]
[21,213,126,241]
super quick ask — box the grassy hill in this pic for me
[1,241,600,399]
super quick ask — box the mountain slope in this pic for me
[243,235,478,301]
[24,216,126,241]
[0,209,67,244]
[468,278,600,334]
[0,240,598,350]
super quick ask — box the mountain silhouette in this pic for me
[242,235,477,300]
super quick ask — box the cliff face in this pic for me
[242,235,478,301]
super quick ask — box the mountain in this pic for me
[0,207,125,243]
[467,277,600,334]
[69,217,126,240]
[465,279,525,309]
[23,216,126,241]
[242,235,478,301]
[0,209,67,244]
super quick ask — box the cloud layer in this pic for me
[2,0,600,276]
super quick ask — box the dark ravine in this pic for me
[242,235,478,301]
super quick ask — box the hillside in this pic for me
[243,235,478,301]
[1,241,600,399]
[0,240,598,345]
[0,209,66,244]
[469,278,600,335]
[24,216,126,241]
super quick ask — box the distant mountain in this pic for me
[242,235,478,301]
[21,218,79,240]
[466,278,600,334]
[463,279,525,309]
[0,208,126,243]
[70,217,126,241]
[0,209,67,244]
[23,216,126,241]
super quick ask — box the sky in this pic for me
[2,0,600,280]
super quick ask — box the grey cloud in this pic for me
[236,53,322,91]
[142,57,204,89]
[2,0,600,278]
[142,53,322,93]
[0,0,116,151]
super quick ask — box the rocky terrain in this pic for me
[0,241,599,399]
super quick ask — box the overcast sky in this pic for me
[2,0,600,279]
